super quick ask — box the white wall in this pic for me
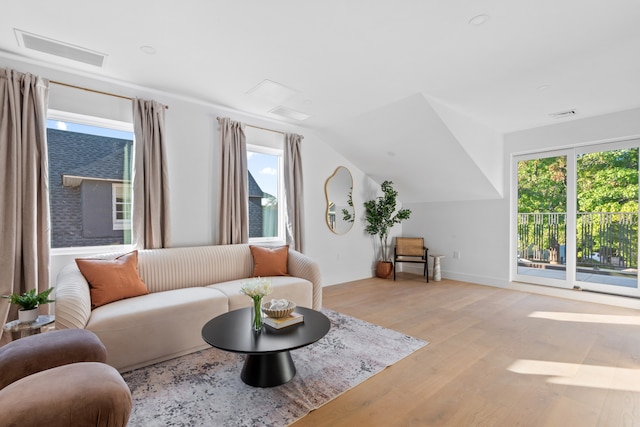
[0,57,377,288]
[428,96,504,197]
[402,198,510,287]
[403,107,640,307]
[303,135,380,285]
[506,108,640,153]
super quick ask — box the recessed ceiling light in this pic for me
[468,14,490,26]
[140,45,157,55]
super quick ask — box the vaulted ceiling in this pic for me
[2,0,639,202]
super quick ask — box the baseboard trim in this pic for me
[443,271,510,288]
[510,282,640,310]
[401,264,509,288]
[401,264,640,310]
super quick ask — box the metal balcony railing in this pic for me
[518,212,638,270]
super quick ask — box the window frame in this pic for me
[47,109,135,254]
[510,137,640,297]
[48,110,134,135]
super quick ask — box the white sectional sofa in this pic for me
[54,244,322,372]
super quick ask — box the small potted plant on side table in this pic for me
[2,287,55,323]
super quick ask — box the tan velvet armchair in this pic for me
[0,329,132,427]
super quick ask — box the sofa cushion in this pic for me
[250,245,289,276]
[86,287,229,371]
[137,245,254,293]
[208,276,313,311]
[76,251,149,309]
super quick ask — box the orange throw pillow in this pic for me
[250,245,289,277]
[75,251,149,309]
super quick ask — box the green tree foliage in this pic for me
[518,149,638,214]
[577,149,638,213]
[518,156,567,213]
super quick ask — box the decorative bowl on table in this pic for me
[262,299,296,318]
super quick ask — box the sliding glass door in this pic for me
[574,145,638,294]
[514,139,640,297]
[516,153,569,287]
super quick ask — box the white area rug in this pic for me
[122,309,428,427]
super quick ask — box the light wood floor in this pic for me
[291,274,640,427]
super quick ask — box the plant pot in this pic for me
[18,307,39,323]
[376,261,394,279]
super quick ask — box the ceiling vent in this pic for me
[268,106,310,121]
[15,29,107,67]
[549,109,577,119]
[246,79,298,104]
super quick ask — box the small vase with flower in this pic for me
[240,278,272,332]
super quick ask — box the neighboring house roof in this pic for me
[248,170,275,200]
[48,128,132,186]
[248,172,263,198]
[63,150,130,186]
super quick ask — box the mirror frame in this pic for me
[324,166,354,235]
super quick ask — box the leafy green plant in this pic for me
[364,180,411,261]
[2,287,55,310]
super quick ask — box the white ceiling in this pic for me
[2,0,639,202]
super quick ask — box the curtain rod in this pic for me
[50,80,169,109]
[216,116,303,138]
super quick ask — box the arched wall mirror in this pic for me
[325,166,354,234]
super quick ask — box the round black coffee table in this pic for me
[201,306,330,387]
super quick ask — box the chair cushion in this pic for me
[0,362,132,427]
[0,329,107,390]
[395,237,425,256]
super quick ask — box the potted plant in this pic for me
[364,180,411,278]
[2,287,55,323]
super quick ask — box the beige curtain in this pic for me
[217,117,248,245]
[284,133,305,252]
[132,98,170,249]
[0,69,50,339]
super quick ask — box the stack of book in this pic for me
[264,312,304,329]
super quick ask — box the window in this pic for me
[47,110,134,248]
[246,138,284,243]
[112,183,132,230]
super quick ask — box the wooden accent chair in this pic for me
[393,237,429,282]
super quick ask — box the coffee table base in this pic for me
[241,351,296,387]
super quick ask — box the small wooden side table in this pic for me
[3,315,55,341]
[429,254,445,281]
